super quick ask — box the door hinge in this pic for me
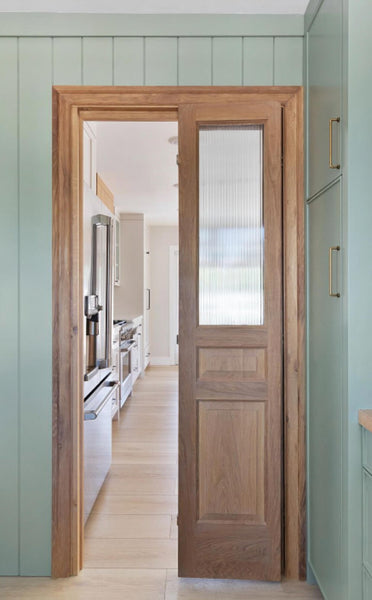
[176,515,179,526]
[176,154,180,166]
[176,334,179,344]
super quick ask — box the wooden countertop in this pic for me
[359,410,372,433]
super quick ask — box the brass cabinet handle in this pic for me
[329,117,340,169]
[329,246,340,297]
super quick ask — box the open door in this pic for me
[178,101,283,581]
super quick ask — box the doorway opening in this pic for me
[82,119,180,571]
[52,86,305,581]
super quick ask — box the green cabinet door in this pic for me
[308,179,343,599]
[307,0,342,199]
[363,568,372,599]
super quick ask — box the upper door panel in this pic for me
[307,0,342,199]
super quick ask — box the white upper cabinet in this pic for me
[307,0,342,198]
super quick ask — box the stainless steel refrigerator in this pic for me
[83,186,118,522]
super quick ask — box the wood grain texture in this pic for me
[178,100,282,581]
[196,326,268,347]
[199,402,265,522]
[52,92,82,577]
[283,90,306,579]
[198,348,266,382]
[359,410,372,434]
[52,87,304,580]
[96,173,114,213]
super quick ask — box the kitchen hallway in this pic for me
[0,366,321,599]
[85,365,179,571]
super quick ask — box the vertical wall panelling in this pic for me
[144,37,178,85]
[53,38,82,85]
[82,37,113,85]
[274,37,303,85]
[0,37,19,576]
[243,37,274,85]
[114,37,144,85]
[18,37,53,576]
[212,37,242,85]
[0,23,304,576]
[178,37,212,85]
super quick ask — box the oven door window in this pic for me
[121,349,130,382]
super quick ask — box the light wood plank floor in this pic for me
[0,366,322,599]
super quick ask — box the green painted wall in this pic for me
[0,14,303,576]
[346,0,372,598]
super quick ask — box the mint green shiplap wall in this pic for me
[0,17,303,576]
[0,37,19,576]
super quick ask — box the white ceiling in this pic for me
[0,1,310,14]
[95,121,179,226]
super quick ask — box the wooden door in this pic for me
[178,101,283,581]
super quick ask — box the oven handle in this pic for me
[120,341,135,352]
[84,382,119,421]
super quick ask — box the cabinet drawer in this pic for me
[363,428,372,475]
[363,566,372,600]
[363,469,372,574]
[307,0,342,198]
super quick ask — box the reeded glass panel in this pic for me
[199,125,264,325]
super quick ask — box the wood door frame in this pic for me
[52,86,304,579]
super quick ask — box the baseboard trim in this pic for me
[150,356,173,366]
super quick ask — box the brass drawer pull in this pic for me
[329,246,340,298]
[329,117,340,169]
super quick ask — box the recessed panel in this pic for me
[198,347,266,382]
[198,401,265,523]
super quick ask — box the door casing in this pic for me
[52,86,304,579]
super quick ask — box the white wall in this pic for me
[149,226,179,363]
[114,213,144,321]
